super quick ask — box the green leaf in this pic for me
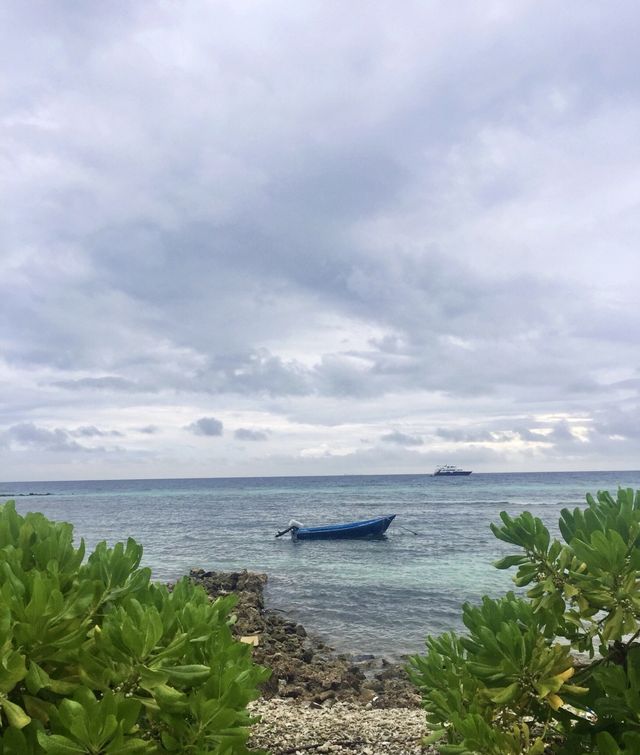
[25,660,50,694]
[489,681,521,704]
[163,664,211,685]
[595,731,622,755]
[37,733,87,754]
[493,555,529,570]
[153,684,188,708]
[1,698,32,729]
[422,728,447,745]
[138,665,169,689]
[105,737,151,754]
[0,650,27,694]
[1,727,31,754]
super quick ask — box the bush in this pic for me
[0,500,269,754]
[408,488,640,754]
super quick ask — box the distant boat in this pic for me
[433,465,472,477]
[275,515,396,541]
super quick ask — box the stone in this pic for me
[359,688,377,703]
[283,685,305,699]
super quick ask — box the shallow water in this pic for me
[5,471,640,658]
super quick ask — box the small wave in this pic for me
[0,492,52,497]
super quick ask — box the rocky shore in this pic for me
[189,569,435,754]
[189,568,421,709]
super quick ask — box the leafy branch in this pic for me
[0,500,269,753]
[409,488,640,754]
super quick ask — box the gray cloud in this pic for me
[1,1,639,476]
[207,352,312,397]
[186,417,224,437]
[4,423,86,453]
[134,425,159,434]
[433,426,551,444]
[234,428,269,442]
[436,427,495,443]
[546,421,579,444]
[54,377,145,393]
[595,407,640,441]
[511,427,549,443]
[69,425,123,438]
[380,431,423,447]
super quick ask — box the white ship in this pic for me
[433,465,472,476]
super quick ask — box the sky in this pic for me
[1,1,639,481]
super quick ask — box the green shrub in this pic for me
[408,488,640,754]
[0,501,269,754]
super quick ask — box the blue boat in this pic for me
[276,514,395,540]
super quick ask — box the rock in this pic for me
[283,685,305,699]
[352,653,375,662]
[359,688,377,703]
[188,569,421,710]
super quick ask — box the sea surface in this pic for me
[4,471,640,659]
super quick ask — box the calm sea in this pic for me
[4,471,640,659]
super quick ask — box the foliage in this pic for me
[408,488,640,754]
[0,501,269,753]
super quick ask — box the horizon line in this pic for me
[2,468,640,486]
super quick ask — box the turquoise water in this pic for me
[4,471,640,658]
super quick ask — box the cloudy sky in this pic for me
[1,1,639,481]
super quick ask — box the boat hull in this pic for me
[294,514,396,540]
[433,470,472,476]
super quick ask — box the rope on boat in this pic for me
[397,524,418,535]
[275,519,304,537]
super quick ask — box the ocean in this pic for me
[4,471,640,659]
